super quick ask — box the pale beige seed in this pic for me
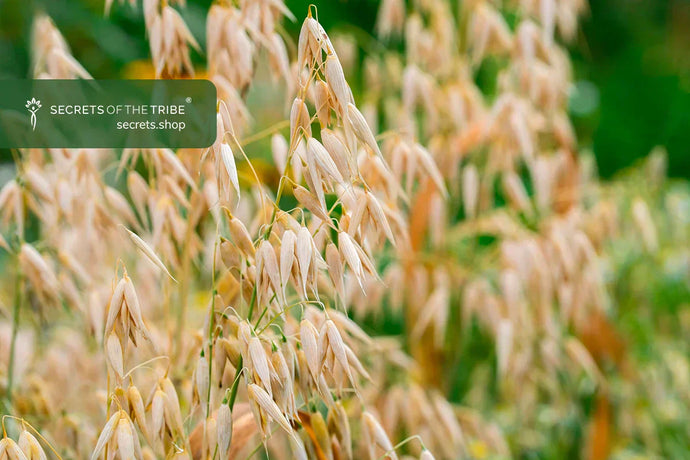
[160,377,185,435]
[3,438,28,460]
[296,227,313,297]
[19,243,59,297]
[307,137,345,185]
[128,385,151,444]
[297,17,311,70]
[324,320,353,384]
[344,344,371,381]
[116,417,135,460]
[220,143,240,199]
[366,193,396,244]
[247,383,293,435]
[105,334,124,380]
[272,133,289,174]
[105,278,126,337]
[204,416,217,459]
[413,144,448,197]
[325,54,352,112]
[18,430,47,460]
[91,410,121,460]
[216,403,232,459]
[159,148,196,189]
[346,102,381,158]
[321,128,355,180]
[338,232,364,283]
[290,98,311,138]
[325,242,344,299]
[257,240,282,304]
[462,165,479,218]
[122,227,177,282]
[227,215,256,257]
[195,353,210,415]
[151,390,166,441]
[248,337,273,397]
[219,336,242,368]
[313,80,332,126]
[293,185,330,222]
[362,411,397,460]
[300,319,320,381]
[123,275,152,342]
[346,190,367,237]
[280,230,296,294]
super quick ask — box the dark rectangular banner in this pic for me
[0,79,217,148]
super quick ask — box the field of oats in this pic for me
[0,0,689,459]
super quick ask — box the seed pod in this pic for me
[219,337,242,368]
[293,185,330,222]
[324,320,353,384]
[91,411,121,460]
[105,278,126,337]
[128,385,150,444]
[116,417,135,460]
[2,437,28,460]
[346,103,381,158]
[151,390,166,441]
[290,98,311,138]
[248,337,272,397]
[220,143,240,199]
[272,133,289,174]
[18,430,47,460]
[321,128,355,180]
[325,54,352,113]
[257,240,283,304]
[195,353,210,416]
[122,227,176,282]
[247,383,293,435]
[462,165,479,219]
[216,403,232,459]
[227,215,256,257]
[300,319,320,381]
[307,137,344,185]
[338,232,363,283]
[105,334,124,380]
[362,411,397,460]
[313,80,332,127]
[325,243,344,300]
[296,227,313,297]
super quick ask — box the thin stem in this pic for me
[227,362,244,411]
[6,266,24,404]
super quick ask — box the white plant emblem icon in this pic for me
[26,97,42,131]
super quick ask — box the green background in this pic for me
[0,0,689,178]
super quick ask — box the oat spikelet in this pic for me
[121,226,177,282]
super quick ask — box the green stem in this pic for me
[7,273,24,403]
[227,358,243,411]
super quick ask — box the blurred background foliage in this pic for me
[0,0,690,177]
[1,0,689,177]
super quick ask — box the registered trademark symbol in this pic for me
[185,97,192,103]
